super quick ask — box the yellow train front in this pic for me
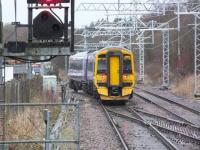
[68,47,136,102]
[94,47,135,101]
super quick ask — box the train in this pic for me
[68,47,136,102]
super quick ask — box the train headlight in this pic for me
[123,74,131,81]
[97,74,107,83]
[100,74,107,82]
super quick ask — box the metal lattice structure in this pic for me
[76,0,190,15]
[189,3,200,96]
[76,42,129,48]
[82,30,136,37]
[75,0,200,95]
[139,32,145,82]
[162,27,169,88]
[194,14,200,96]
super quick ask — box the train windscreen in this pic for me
[123,58,132,73]
[97,59,107,73]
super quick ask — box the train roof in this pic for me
[70,47,132,60]
[99,46,131,52]
[69,51,88,59]
[84,46,132,54]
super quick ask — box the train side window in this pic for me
[88,60,93,71]
[69,61,75,70]
[97,59,107,74]
[123,59,132,73]
[69,59,83,70]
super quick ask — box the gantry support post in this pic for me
[194,14,200,97]
[162,28,169,89]
[139,32,145,83]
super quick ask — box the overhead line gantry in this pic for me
[76,0,200,96]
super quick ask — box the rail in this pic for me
[100,103,130,150]
[139,88,200,115]
[134,91,196,125]
[106,106,178,150]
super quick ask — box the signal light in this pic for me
[27,0,70,4]
[33,11,64,40]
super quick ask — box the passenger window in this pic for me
[88,60,93,71]
[69,59,83,70]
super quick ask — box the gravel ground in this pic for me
[129,97,200,150]
[114,116,168,150]
[79,95,122,150]
[132,88,200,149]
[134,88,200,126]
[130,94,184,122]
[145,86,200,112]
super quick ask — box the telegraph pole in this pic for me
[0,0,2,44]
[0,0,3,89]
[0,1,5,149]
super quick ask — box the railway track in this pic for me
[108,105,200,150]
[69,90,200,149]
[134,89,200,126]
[139,88,200,115]
[74,91,172,149]
[132,108,200,140]
[106,106,177,150]
[71,92,128,149]
[127,106,200,148]
[100,104,129,150]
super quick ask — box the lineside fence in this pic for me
[0,80,80,150]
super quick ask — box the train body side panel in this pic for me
[68,52,88,91]
[68,51,88,81]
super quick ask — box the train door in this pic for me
[109,56,120,86]
[108,52,122,96]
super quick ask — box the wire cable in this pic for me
[49,8,64,24]
[7,56,57,63]
[149,26,194,50]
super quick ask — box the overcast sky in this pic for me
[1,0,128,27]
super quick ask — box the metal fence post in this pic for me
[61,83,66,103]
[44,109,51,150]
[76,102,80,150]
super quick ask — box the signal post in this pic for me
[4,0,74,56]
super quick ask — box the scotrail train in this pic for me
[68,47,136,102]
